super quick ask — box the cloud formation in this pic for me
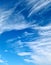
[0,7,30,34]
[23,24,51,65]
[18,52,31,56]
[0,0,51,65]
[0,59,8,65]
[12,24,51,65]
[28,0,51,17]
[0,0,51,34]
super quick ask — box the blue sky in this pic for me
[0,0,51,65]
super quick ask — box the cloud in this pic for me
[0,0,50,34]
[0,59,8,65]
[18,52,31,56]
[5,21,51,65]
[24,59,33,63]
[0,59,4,63]
[0,5,31,34]
[28,0,51,17]
[23,24,51,65]
[33,24,51,30]
[5,15,51,65]
[23,37,51,65]
[32,23,51,36]
[1,1,51,65]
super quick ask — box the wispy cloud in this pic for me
[28,0,51,17]
[0,59,4,63]
[6,21,51,65]
[1,0,51,65]
[23,38,51,65]
[0,0,50,34]
[0,7,31,34]
[18,52,31,56]
[24,59,33,63]
[0,59,8,65]
[0,55,8,64]
[33,23,51,30]
[23,24,51,65]
[33,23,51,36]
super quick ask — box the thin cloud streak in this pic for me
[28,0,51,17]
[18,52,31,56]
[0,8,31,34]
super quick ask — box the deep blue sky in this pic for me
[0,0,51,65]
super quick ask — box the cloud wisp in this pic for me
[28,0,51,17]
[0,7,31,34]
[0,59,8,65]
[0,0,51,65]
[12,24,51,65]
[23,24,51,65]
[0,0,51,34]
[18,52,31,56]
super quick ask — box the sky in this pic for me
[0,0,51,65]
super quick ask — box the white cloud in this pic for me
[32,23,51,36]
[0,59,4,63]
[33,24,51,30]
[28,0,51,17]
[24,37,51,65]
[24,31,34,36]
[0,1,51,65]
[24,59,33,63]
[0,59,8,65]
[0,5,31,34]
[5,19,51,65]
[24,25,51,65]
[5,21,51,65]
[18,52,31,56]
